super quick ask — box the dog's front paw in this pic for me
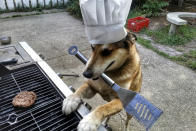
[77,112,101,131]
[62,94,81,115]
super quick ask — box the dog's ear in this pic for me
[132,33,137,41]
[121,32,137,49]
[127,32,137,43]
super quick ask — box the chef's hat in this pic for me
[80,0,132,44]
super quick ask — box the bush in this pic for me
[142,0,169,17]
[66,0,82,18]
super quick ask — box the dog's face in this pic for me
[83,33,137,79]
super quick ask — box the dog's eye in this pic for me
[91,44,95,51]
[101,49,112,56]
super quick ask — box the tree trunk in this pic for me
[43,0,46,8]
[178,0,183,7]
[4,0,9,10]
[57,0,59,7]
[13,0,16,9]
[29,0,32,8]
[50,0,53,8]
[21,0,24,9]
[36,0,39,8]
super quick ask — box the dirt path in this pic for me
[0,12,196,131]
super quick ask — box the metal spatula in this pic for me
[68,46,163,131]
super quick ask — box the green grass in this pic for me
[142,25,196,46]
[66,0,82,19]
[137,37,170,58]
[127,8,143,19]
[189,50,196,58]
[138,37,196,71]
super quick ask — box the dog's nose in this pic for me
[83,69,93,78]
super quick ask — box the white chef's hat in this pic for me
[80,0,132,44]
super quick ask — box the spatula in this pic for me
[68,46,163,131]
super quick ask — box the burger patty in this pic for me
[12,91,37,108]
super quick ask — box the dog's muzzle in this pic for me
[83,69,93,78]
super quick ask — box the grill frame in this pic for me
[0,42,107,131]
[0,63,83,131]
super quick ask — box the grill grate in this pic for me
[0,64,81,131]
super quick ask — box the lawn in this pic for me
[142,25,196,46]
[138,37,196,71]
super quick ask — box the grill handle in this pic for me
[0,64,10,76]
[68,46,114,87]
[0,58,18,65]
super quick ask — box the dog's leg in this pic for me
[62,82,96,115]
[125,113,133,131]
[78,99,123,131]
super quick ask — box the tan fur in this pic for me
[67,32,142,130]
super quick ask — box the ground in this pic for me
[0,12,196,131]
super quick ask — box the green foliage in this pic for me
[127,8,143,19]
[142,0,169,17]
[189,50,196,58]
[0,7,3,14]
[143,25,196,46]
[187,60,196,70]
[66,0,82,18]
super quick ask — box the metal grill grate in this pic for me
[0,64,81,131]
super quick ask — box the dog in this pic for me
[62,31,142,131]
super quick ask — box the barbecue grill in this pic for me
[0,42,107,131]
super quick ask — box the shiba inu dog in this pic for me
[62,31,142,131]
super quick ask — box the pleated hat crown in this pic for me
[80,0,133,44]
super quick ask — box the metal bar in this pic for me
[20,123,37,131]
[11,74,21,92]
[19,80,48,90]
[35,94,57,105]
[15,75,45,85]
[0,94,17,105]
[30,98,60,112]
[42,117,67,130]
[62,120,79,131]
[13,66,38,75]
[0,85,18,94]
[30,112,41,131]
[9,119,35,131]
[0,77,15,86]
[15,77,47,88]
[13,70,41,79]
[51,117,78,131]
[2,113,30,130]
[31,85,52,93]
[41,112,63,130]
[22,84,49,92]
[33,103,61,117]
[38,112,64,128]
[14,75,45,84]
[13,69,42,78]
